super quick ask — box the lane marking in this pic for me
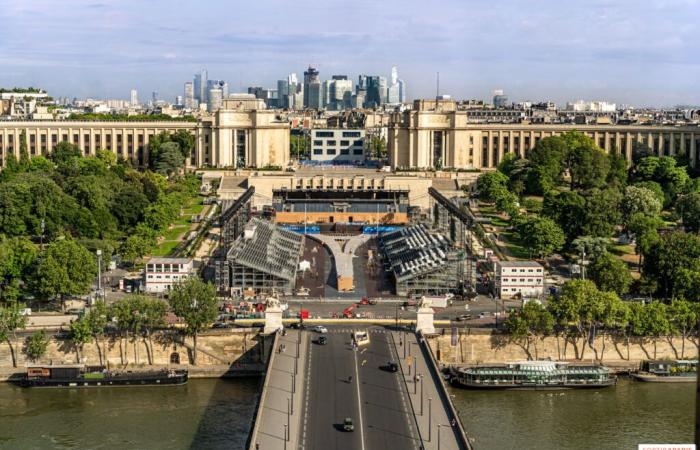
[353,343,367,450]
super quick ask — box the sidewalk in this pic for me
[249,330,308,450]
[392,330,462,450]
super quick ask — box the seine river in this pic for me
[0,377,693,449]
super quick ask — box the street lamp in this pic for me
[428,397,433,442]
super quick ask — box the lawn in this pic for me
[162,226,189,241]
[610,243,635,256]
[183,203,205,215]
[499,231,531,259]
[152,240,180,257]
[173,217,192,226]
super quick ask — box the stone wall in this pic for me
[0,329,273,370]
[429,331,699,366]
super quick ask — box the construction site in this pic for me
[213,172,477,301]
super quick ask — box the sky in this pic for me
[0,0,698,107]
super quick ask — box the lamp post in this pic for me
[283,424,288,449]
[420,375,424,415]
[287,398,291,441]
[428,397,432,442]
[438,424,443,450]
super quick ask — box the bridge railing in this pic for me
[419,334,474,450]
[245,332,278,450]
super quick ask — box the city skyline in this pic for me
[0,0,698,107]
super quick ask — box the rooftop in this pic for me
[147,257,192,265]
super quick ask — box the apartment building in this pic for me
[494,261,545,299]
[309,129,365,163]
[143,257,194,294]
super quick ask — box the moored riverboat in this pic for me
[631,360,697,383]
[21,365,188,388]
[449,361,616,390]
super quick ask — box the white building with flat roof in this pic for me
[144,257,194,293]
[310,129,365,163]
[494,261,544,299]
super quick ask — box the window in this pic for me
[340,140,350,146]
[327,148,336,155]
[326,140,336,146]
[340,149,349,155]
[353,149,363,155]
[342,131,361,138]
[313,140,323,145]
[316,131,334,138]
[313,149,323,155]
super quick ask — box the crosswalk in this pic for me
[321,328,389,334]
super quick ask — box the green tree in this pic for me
[168,277,218,365]
[588,253,633,295]
[643,302,670,359]
[154,142,184,177]
[581,188,622,238]
[34,239,97,308]
[503,302,554,359]
[606,152,628,187]
[515,216,565,258]
[50,141,82,166]
[547,280,600,360]
[0,302,28,367]
[86,300,109,365]
[571,236,609,263]
[25,330,49,362]
[369,135,387,160]
[139,297,167,364]
[543,190,587,243]
[628,213,663,266]
[476,171,509,202]
[528,136,566,190]
[563,131,610,190]
[642,231,700,299]
[18,131,30,167]
[171,130,195,160]
[677,192,700,233]
[0,237,37,301]
[632,181,665,207]
[621,186,662,228]
[290,134,309,160]
[668,299,697,358]
[69,315,93,363]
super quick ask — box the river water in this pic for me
[0,377,693,449]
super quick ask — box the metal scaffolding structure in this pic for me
[215,187,254,295]
[428,187,477,294]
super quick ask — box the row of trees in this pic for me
[0,277,219,367]
[504,280,698,361]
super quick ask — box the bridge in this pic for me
[247,323,473,450]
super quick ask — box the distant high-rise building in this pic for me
[184,82,195,109]
[208,80,228,99]
[194,69,208,104]
[321,80,333,109]
[208,88,223,112]
[303,66,321,109]
[387,66,406,104]
[130,89,138,106]
[152,91,158,104]
[175,95,183,106]
[493,89,509,108]
[331,76,353,110]
[365,76,386,108]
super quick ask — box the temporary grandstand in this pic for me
[272,189,410,225]
[218,218,303,296]
[380,224,466,296]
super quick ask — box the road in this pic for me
[302,327,421,450]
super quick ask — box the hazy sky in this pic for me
[1,0,698,106]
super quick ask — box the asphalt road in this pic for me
[302,327,420,450]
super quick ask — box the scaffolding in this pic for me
[215,187,254,294]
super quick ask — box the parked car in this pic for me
[310,325,328,333]
[317,336,328,345]
[386,362,398,372]
[455,314,472,322]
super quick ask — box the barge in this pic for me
[632,360,697,383]
[449,361,616,390]
[21,365,188,388]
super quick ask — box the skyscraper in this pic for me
[152,91,158,104]
[184,82,195,109]
[194,68,208,104]
[331,76,352,110]
[365,76,386,108]
[493,89,509,108]
[130,89,138,106]
[303,66,321,109]
[208,88,223,112]
[387,66,406,104]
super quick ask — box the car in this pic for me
[455,314,473,322]
[343,418,354,432]
[386,362,398,372]
[317,336,328,345]
[288,322,306,330]
[311,325,328,333]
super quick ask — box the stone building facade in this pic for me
[0,97,289,169]
[388,99,700,170]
